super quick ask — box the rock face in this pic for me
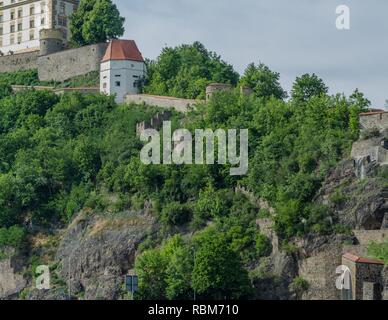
[317,160,388,230]
[53,210,157,300]
[0,249,27,299]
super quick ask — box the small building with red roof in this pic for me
[341,252,384,300]
[100,39,146,103]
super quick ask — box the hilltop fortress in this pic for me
[0,0,250,107]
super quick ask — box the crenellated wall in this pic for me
[136,111,172,136]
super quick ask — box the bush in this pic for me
[368,241,388,264]
[289,276,309,298]
[255,234,272,258]
[0,226,26,249]
[330,190,347,206]
[161,201,192,227]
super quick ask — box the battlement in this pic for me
[136,111,172,136]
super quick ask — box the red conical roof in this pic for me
[102,39,144,62]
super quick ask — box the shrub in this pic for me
[368,241,388,264]
[0,225,26,249]
[289,276,309,298]
[255,234,272,258]
[161,201,192,227]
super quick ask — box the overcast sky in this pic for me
[115,0,388,108]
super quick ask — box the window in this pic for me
[0,37,2,47]
[10,11,15,20]
[30,6,35,16]
[103,83,107,89]
[41,18,45,26]
[18,22,22,31]
[0,27,3,35]
[17,33,22,44]
[10,24,15,33]
[30,31,34,40]
[115,74,121,77]
[18,9,22,18]
[30,19,34,28]
[0,15,3,23]
[58,16,67,27]
[115,81,121,87]
[60,2,65,15]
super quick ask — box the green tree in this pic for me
[135,248,168,300]
[70,0,125,46]
[135,236,193,300]
[192,231,251,299]
[291,73,328,103]
[144,42,239,99]
[239,62,287,100]
[162,236,194,300]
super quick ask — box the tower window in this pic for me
[115,81,121,87]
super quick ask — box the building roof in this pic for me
[343,253,385,265]
[102,39,144,63]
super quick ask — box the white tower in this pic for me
[100,39,145,103]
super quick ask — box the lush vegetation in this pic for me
[0,69,100,90]
[70,0,125,47]
[144,42,239,99]
[368,241,388,264]
[0,70,43,88]
[0,40,371,299]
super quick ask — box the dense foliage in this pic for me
[70,0,125,46]
[239,62,287,100]
[144,42,239,99]
[0,43,370,298]
[368,241,388,264]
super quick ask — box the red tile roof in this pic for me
[102,39,144,63]
[343,253,384,265]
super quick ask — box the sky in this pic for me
[115,0,388,108]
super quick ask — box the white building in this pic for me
[0,0,79,54]
[100,39,146,103]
